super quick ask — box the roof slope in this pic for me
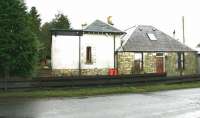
[122,25,195,52]
[84,20,124,34]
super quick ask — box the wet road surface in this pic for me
[1,88,200,118]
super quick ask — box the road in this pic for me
[1,88,200,118]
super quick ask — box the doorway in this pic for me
[156,57,164,73]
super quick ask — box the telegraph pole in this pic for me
[182,16,185,44]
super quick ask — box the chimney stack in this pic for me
[107,16,114,25]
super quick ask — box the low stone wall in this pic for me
[52,69,79,76]
[52,68,109,76]
[81,68,108,76]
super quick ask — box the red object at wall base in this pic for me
[108,68,118,76]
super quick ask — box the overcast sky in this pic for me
[25,0,200,50]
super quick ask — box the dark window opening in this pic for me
[177,52,185,70]
[133,53,143,73]
[86,46,92,64]
[156,53,163,56]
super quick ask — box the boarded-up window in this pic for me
[177,52,185,70]
[86,46,92,63]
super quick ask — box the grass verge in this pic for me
[0,82,200,98]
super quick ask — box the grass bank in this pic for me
[1,82,200,98]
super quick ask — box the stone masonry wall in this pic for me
[81,68,108,76]
[52,69,79,76]
[165,52,179,76]
[165,52,197,76]
[143,53,156,73]
[184,52,197,75]
[118,52,197,76]
[198,55,200,74]
[117,52,157,74]
[52,68,109,76]
[117,52,134,75]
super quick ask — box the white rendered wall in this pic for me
[81,34,114,69]
[52,34,122,69]
[52,35,79,69]
[115,35,122,51]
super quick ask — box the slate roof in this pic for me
[122,25,195,52]
[84,20,125,34]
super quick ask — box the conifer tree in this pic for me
[0,0,39,77]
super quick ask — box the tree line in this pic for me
[0,0,71,78]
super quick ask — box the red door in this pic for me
[156,57,164,73]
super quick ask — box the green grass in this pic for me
[1,82,200,98]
